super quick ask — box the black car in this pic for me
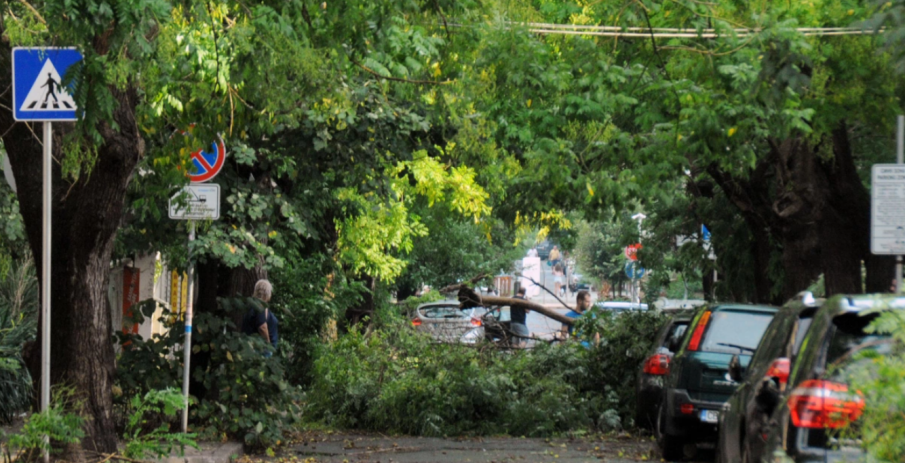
[635,313,692,430]
[761,294,905,463]
[536,240,554,260]
[655,303,778,460]
[716,292,819,463]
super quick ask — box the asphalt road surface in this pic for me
[253,431,662,463]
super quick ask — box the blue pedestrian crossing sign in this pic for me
[12,48,83,121]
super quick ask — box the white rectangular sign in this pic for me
[169,184,220,220]
[871,164,905,255]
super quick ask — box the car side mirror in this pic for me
[754,378,781,414]
[728,354,744,382]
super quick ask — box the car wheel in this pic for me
[656,404,684,461]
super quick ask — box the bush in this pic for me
[2,386,85,463]
[269,252,359,386]
[305,307,668,436]
[578,309,670,423]
[844,310,905,461]
[115,298,302,447]
[0,259,37,423]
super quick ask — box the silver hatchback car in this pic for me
[411,302,482,343]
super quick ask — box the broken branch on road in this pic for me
[456,287,575,326]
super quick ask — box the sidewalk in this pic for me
[153,441,243,463]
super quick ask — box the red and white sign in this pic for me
[188,134,226,183]
[624,243,642,261]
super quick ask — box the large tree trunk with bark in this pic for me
[0,50,143,454]
[709,123,894,303]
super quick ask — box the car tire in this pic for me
[656,404,684,461]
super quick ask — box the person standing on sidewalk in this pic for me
[241,280,279,357]
[510,286,531,346]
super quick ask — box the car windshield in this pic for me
[419,305,471,319]
[699,310,774,354]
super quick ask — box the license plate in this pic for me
[700,409,719,423]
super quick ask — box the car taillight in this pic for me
[765,358,791,388]
[412,318,422,327]
[680,404,695,414]
[642,354,670,375]
[687,311,711,351]
[470,317,482,327]
[788,380,864,429]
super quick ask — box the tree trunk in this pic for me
[708,124,892,303]
[0,52,143,454]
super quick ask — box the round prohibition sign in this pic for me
[189,134,226,183]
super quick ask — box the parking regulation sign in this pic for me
[12,47,83,121]
[169,184,220,220]
[872,164,905,255]
[189,134,226,183]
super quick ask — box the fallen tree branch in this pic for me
[438,273,489,294]
[457,287,575,326]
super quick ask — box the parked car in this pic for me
[655,303,778,460]
[716,292,820,463]
[761,294,905,463]
[595,301,649,313]
[536,240,554,260]
[636,313,692,430]
[411,302,482,343]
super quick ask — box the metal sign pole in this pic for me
[897,116,904,295]
[41,122,51,463]
[181,220,195,432]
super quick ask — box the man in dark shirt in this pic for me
[510,286,530,345]
[241,280,279,356]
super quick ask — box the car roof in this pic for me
[823,294,905,316]
[708,303,778,313]
[596,301,648,308]
[416,301,469,309]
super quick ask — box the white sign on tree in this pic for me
[871,164,905,255]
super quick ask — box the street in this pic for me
[257,431,660,463]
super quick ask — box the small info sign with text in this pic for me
[168,184,220,220]
[872,164,905,255]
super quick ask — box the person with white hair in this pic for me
[241,279,279,356]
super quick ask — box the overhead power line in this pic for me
[448,21,882,38]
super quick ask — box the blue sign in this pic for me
[12,48,83,121]
[702,224,712,242]
[625,262,645,279]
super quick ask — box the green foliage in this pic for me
[2,386,85,463]
[843,310,905,461]
[0,259,37,424]
[115,299,301,447]
[269,251,352,386]
[577,310,671,423]
[306,309,668,436]
[122,388,199,460]
[393,206,523,297]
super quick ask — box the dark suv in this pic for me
[635,313,692,430]
[656,304,778,460]
[716,293,819,463]
[762,294,905,462]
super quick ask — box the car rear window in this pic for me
[826,312,893,366]
[663,322,688,350]
[419,306,470,319]
[699,310,774,354]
